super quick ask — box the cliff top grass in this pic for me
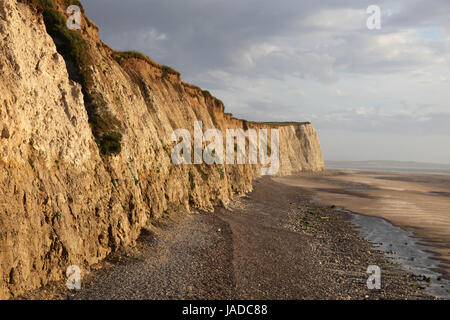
[200,90,223,107]
[35,0,122,155]
[112,50,180,79]
[248,121,312,126]
[35,0,91,85]
[62,0,84,12]
[112,50,159,67]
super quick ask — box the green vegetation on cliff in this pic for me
[32,0,122,155]
[112,50,180,80]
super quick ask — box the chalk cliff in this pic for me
[0,0,324,298]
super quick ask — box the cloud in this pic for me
[84,1,450,79]
[312,108,450,135]
[82,0,450,162]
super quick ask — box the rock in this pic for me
[1,127,10,139]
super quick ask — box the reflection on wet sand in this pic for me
[274,170,450,278]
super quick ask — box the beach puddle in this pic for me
[350,211,450,299]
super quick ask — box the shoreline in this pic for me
[274,169,450,282]
[20,177,433,300]
[349,209,449,281]
[325,167,450,177]
[348,210,450,298]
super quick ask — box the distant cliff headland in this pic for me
[0,0,324,298]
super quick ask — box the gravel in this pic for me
[22,177,432,300]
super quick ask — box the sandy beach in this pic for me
[22,176,433,300]
[275,170,450,280]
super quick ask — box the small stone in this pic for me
[1,127,10,139]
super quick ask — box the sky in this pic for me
[82,0,450,164]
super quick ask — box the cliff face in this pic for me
[0,0,324,298]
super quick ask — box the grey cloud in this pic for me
[83,0,449,81]
[81,0,450,162]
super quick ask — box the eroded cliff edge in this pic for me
[0,0,324,298]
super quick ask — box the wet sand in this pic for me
[274,170,450,279]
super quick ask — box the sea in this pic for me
[325,160,450,176]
